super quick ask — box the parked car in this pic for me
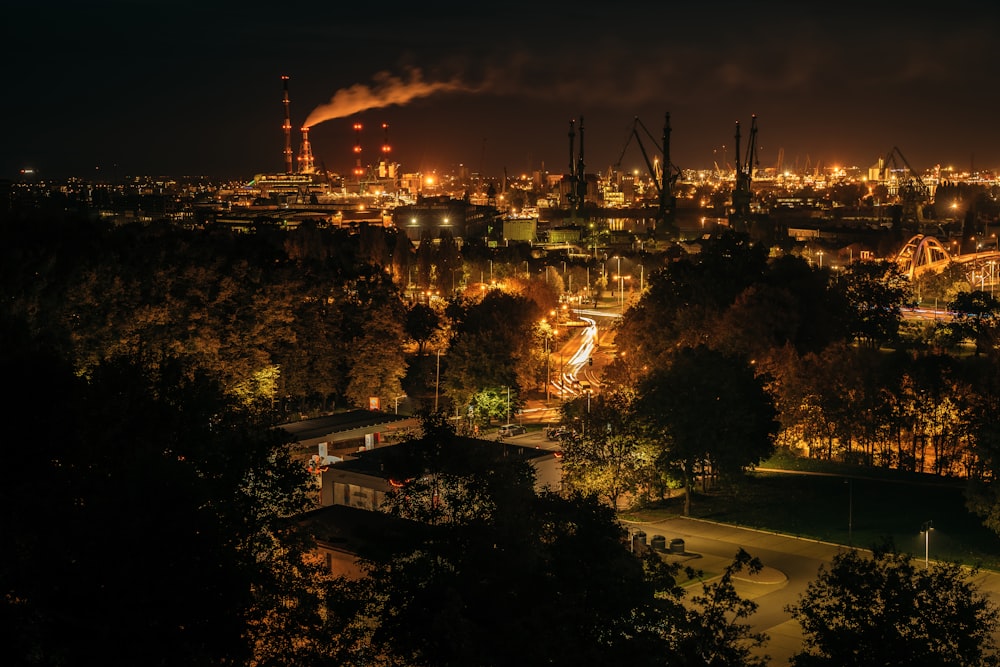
[545,426,574,440]
[499,423,527,437]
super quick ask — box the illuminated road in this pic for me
[548,308,621,400]
[625,514,1000,664]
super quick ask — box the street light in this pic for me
[921,520,933,568]
[558,340,564,397]
[393,394,406,415]
[541,320,552,404]
[434,349,441,412]
[845,478,853,546]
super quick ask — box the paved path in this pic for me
[625,515,1000,665]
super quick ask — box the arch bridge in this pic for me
[895,234,999,283]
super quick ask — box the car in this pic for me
[545,426,574,440]
[498,423,527,437]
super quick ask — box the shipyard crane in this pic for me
[566,117,587,220]
[729,115,759,232]
[876,146,931,225]
[614,113,681,237]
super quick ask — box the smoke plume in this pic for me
[303,68,475,128]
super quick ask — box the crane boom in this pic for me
[614,113,680,237]
[730,114,758,232]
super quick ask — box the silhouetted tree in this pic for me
[0,316,316,667]
[787,545,1000,666]
[404,302,440,357]
[333,415,766,667]
[637,345,779,515]
[945,289,1000,356]
[833,259,911,349]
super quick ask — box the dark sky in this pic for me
[5,1,998,182]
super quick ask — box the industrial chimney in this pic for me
[281,75,293,174]
[353,122,364,181]
[297,127,315,174]
[379,122,394,179]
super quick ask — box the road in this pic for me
[489,308,1000,663]
[484,435,1000,662]
[624,515,1000,665]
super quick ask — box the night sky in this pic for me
[5,1,999,182]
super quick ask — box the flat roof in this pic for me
[331,435,555,478]
[278,409,415,443]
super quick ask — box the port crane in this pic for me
[567,116,587,221]
[614,113,681,238]
[729,115,759,232]
[876,146,931,226]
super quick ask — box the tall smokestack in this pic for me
[353,122,364,181]
[282,75,293,174]
[379,122,392,178]
[297,127,315,174]
[567,119,576,176]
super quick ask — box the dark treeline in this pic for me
[4,217,1000,493]
[2,216,414,415]
[4,215,1000,665]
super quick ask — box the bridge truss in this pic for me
[895,235,1000,289]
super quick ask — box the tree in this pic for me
[833,259,911,349]
[559,386,654,509]
[614,230,770,376]
[0,317,316,667]
[674,549,769,667]
[637,345,779,515]
[339,268,409,409]
[440,290,538,412]
[339,415,768,667]
[786,545,1000,666]
[361,415,682,666]
[434,230,462,293]
[965,356,1000,536]
[946,289,1000,356]
[405,302,440,357]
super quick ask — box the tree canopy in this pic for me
[636,345,779,515]
[0,314,316,667]
[786,545,1000,666]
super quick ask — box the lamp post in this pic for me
[545,332,551,404]
[610,255,623,311]
[848,480,853,545]
[393,394,406,415]
[558,343,564,397]
[506,385,511,424]
[921,520,933,568]
[434,349,441,412]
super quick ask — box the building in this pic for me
[298,504,427,579]
[392,196,498,243]
[279,409,417,454]
[318,435,563,509]
[502,217,538,243]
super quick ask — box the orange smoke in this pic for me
[303,68,474,128]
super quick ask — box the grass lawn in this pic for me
[623,452,1000,572]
